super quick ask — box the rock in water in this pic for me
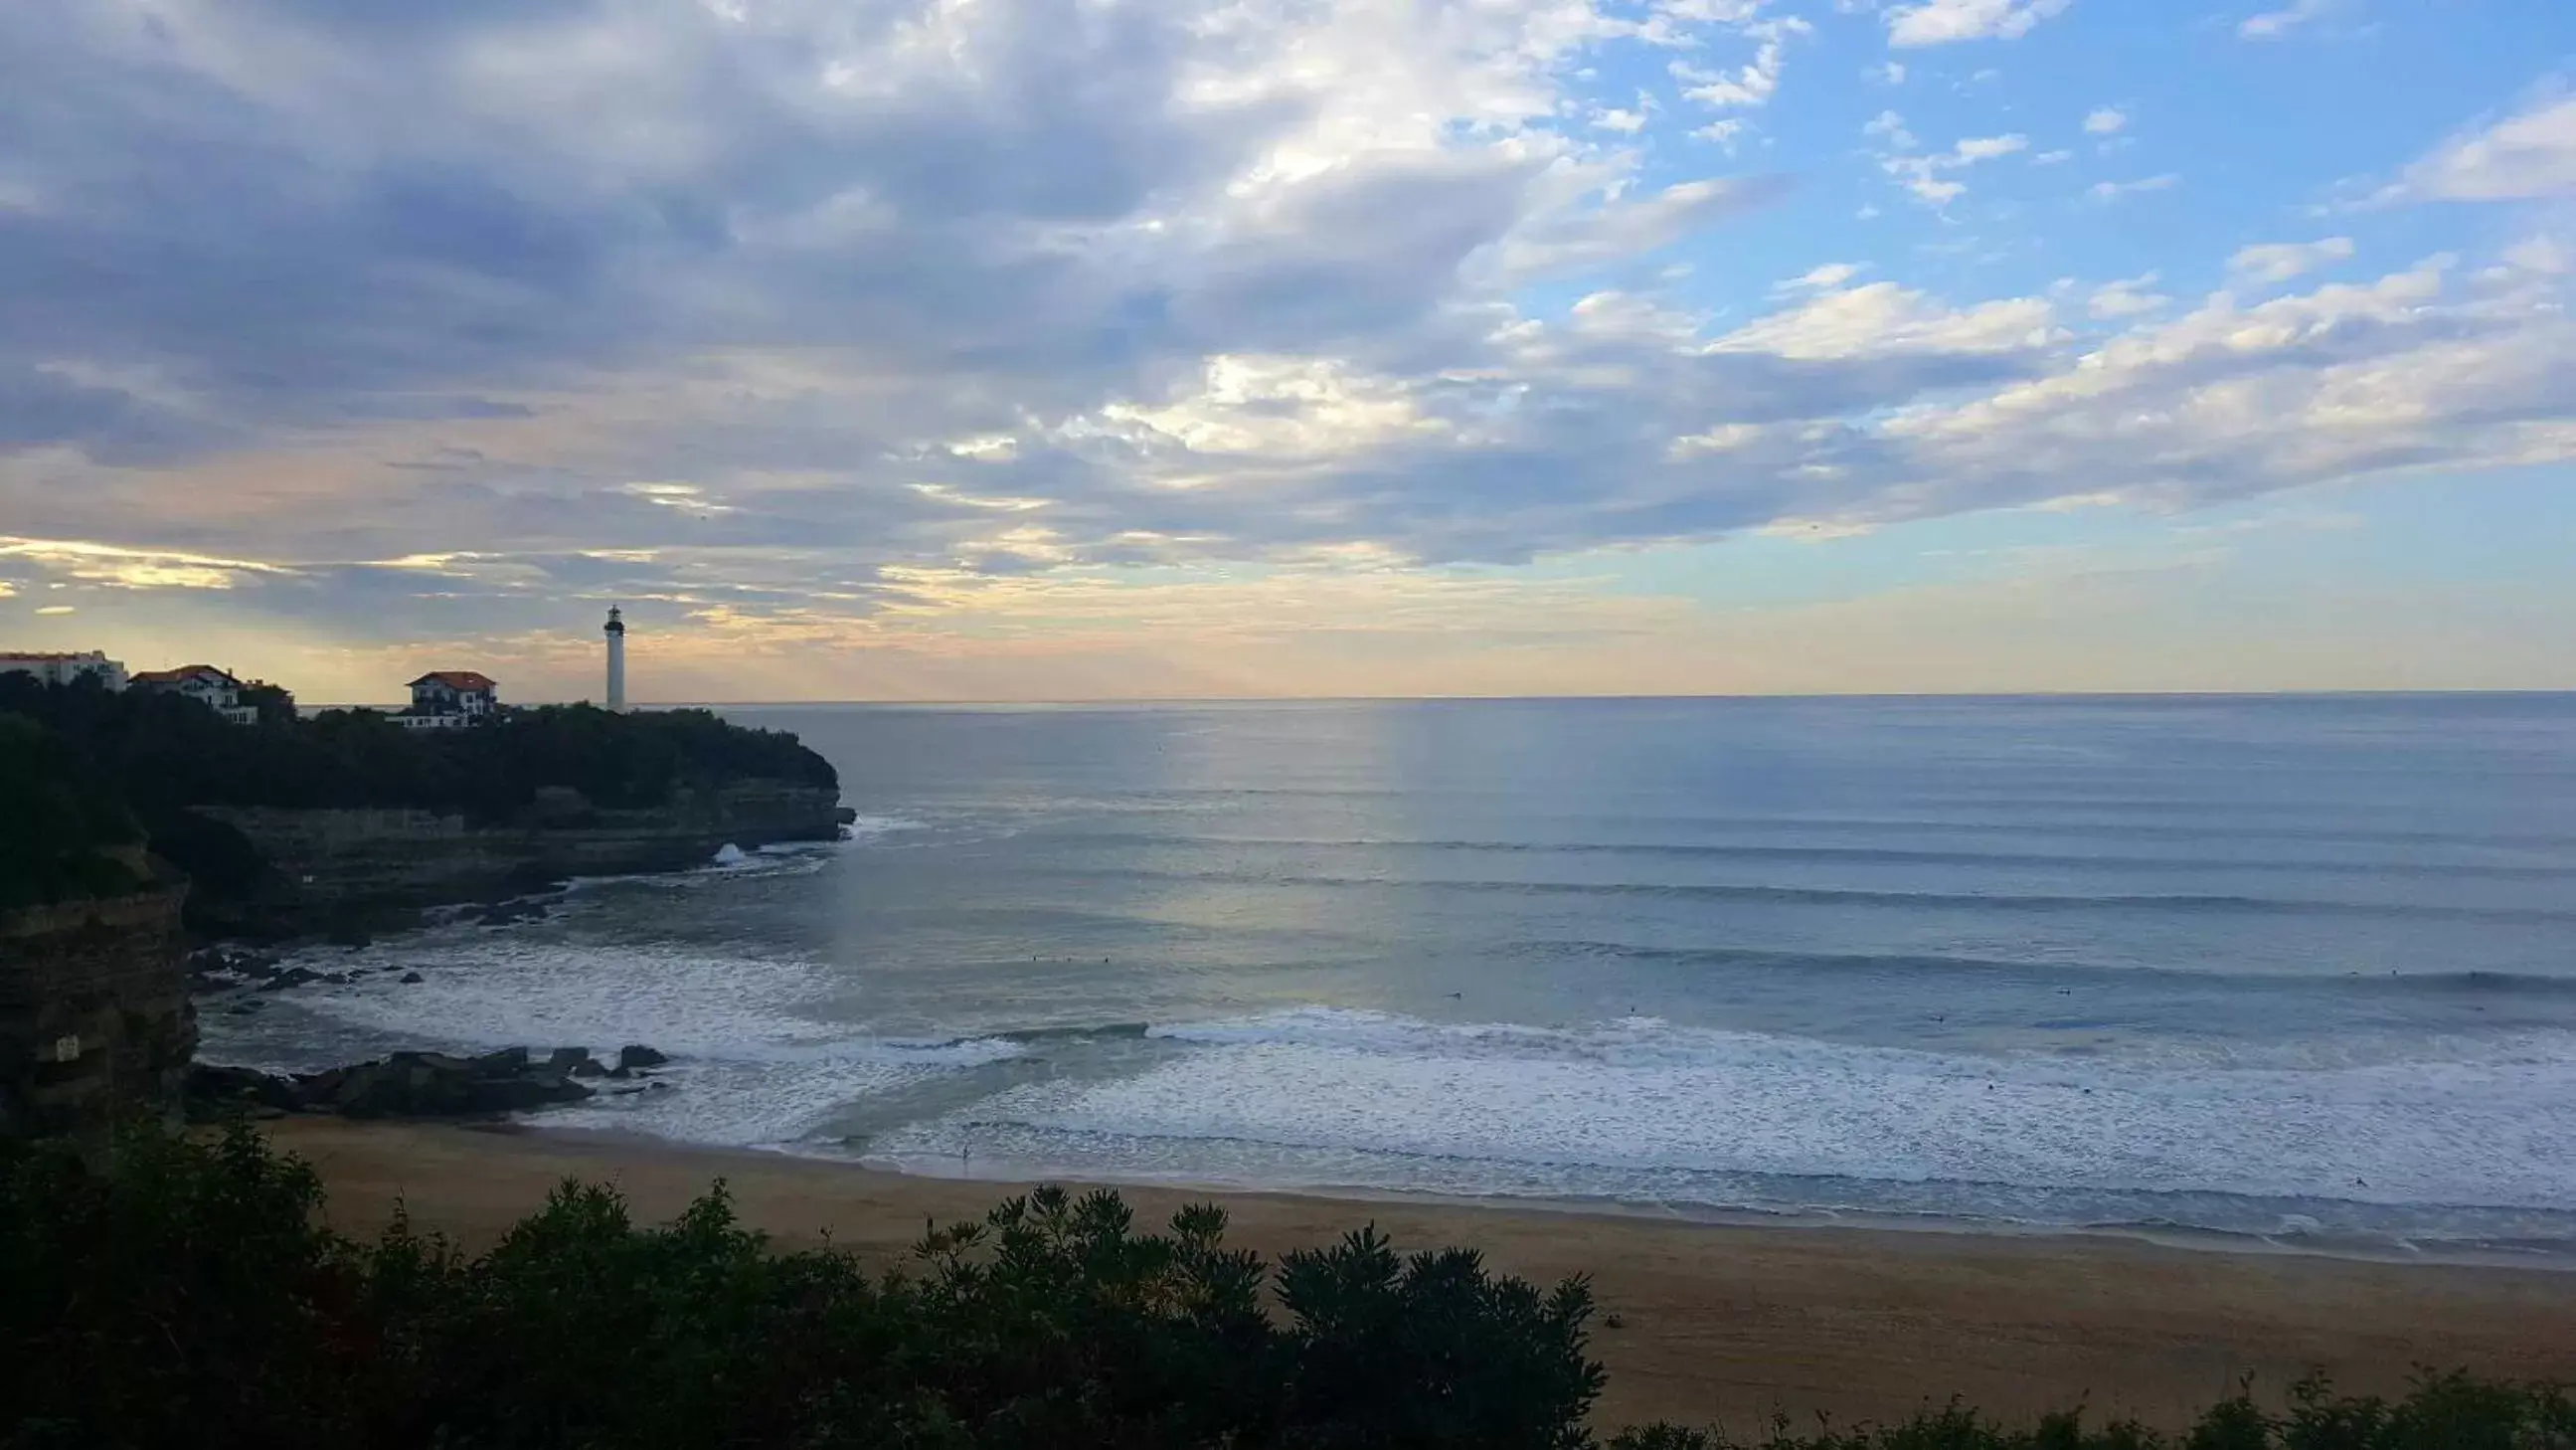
[615,1044,670,1072]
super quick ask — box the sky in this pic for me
[2,0,2573,703]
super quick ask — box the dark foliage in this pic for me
[1,1127,2565,1450]
[0,675,834,821]
[1603,1368,2576,1448]
[0,1127,1605,1450]
[0,711,144,907]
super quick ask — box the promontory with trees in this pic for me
[0,671,849,933]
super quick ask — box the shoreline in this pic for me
[264,1117,2576,1434]
[820,1143,2576,1273]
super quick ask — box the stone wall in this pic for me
[198,781,846,934]
[0,876,195,1143]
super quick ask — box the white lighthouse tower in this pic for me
[603,606,627,712]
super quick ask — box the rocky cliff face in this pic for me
[190,781,846,938]
[0,872,196,1143]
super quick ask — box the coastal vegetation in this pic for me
[0,675,838,920]
[0,674,835,821]
[0,712,147,908]
[3,1125,2565,1450]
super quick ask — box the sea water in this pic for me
[201,695,2576,1257]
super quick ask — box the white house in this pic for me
[0,649,129,692]
[131,664,258,725]
[399,670,499,729]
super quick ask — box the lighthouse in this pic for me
[603,606,626,712]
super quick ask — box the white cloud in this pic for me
[1692,118,1748,148]
[1499,176,1791,277]
[1783,263,1868,290]
[34,606,76,616]
[0,536,295,591]
[1672,19,1811,110]
[2502,237,2572,275]
[1708,281,2061,359]
[2084,107,2128,135]
[1886,0,2073,47]
[2239,0,2334,40]
[2228,237,2357,285]
[2090,174,2179,202]
[1954,134,2030,162]
[1863,110,1919,149]
[2087,275,2169,318]
[1881,132,2027,206]
[2389,94,2576,202]
[2032,149,2075,166]
[1872,62,1908,85]
[1087,355,1449,459]
[1592,107,1649,133]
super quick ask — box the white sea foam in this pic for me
[203,926,1029,1147]
[907,1007,2576,1212]
[845,814,930,839]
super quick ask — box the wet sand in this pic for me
[265,1118,2576,1435]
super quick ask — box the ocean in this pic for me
[201,695,2576,1258]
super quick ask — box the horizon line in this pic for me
[298,686,2576,710]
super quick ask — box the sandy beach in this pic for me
[265,1118,2576,1435]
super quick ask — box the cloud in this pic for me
[1782,263,1868,290]
[0,0,2572,698]
[1880,131,2028,207]
[2387,93,2576,202]
[2084,107,2127,135]
[2087,275,2169,318]
[2239,0,2334,40]
[1671,18,1810,110]
[2229,237,2357,285]
[2089,173,2178,202]
[34,605,75,616]
[0,536,297,591]
[1863,110,1919,150]
[1706,280,2060,359]
[1885,0,2072,48]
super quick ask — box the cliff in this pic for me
[189,781,848,938]
[0,864,195,1143]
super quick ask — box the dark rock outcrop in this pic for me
[616,1044,670,1072]
[186,1044,634,1121]
[192,782,844,939]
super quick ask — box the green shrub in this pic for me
[0,711,144,907]
[0,677,836,823]
[2,1126,2567,1450]
[0,1127,1606,1449]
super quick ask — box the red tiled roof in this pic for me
[409,670,498,691]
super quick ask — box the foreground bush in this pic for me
[1,1127,2566,1450]
[0,1126,1600,1449]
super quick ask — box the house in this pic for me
[131,664,258,725]
[399,670,499,729]
[0,650,128,692]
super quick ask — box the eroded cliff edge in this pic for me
[189,781,848,938]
